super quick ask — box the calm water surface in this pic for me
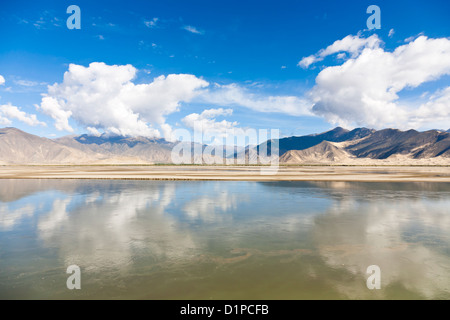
[0,180,449,299]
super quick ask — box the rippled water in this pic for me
[0,179,449,299]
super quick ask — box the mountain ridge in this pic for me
[0,126,449,165]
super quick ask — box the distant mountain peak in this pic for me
[310,126,348,136]
[74,133,169,148]
[1,127,25,133]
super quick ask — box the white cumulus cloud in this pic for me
[0,115,11,125]
[180,108,267,147]
[308,35,450,129]
[87,127,101,136]
[411,86,450,129]
[0,103,46,127]
[0,75,5,85]
[298,34,381,68]
[182,108,237,135]
[37,62,209,137]
[181,108,248,145]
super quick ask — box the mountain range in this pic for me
[0,126,449,165]
[277,127,450,164]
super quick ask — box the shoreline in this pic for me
[1,165,450,182]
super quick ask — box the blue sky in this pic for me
[0,0,449,143]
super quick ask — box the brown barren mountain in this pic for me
[0,127,449,165]
[280,141,350,164]
[0,127,99,164]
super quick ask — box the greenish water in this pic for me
[0,180,449,299]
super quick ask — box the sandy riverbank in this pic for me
[0,165,450,182]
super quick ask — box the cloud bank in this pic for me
[35,63,314,137]
[303,35,450,129]
[37,62,208,137]
[28,33,450,138]
[182,108,238,139]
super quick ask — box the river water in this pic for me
[0,180,449,299]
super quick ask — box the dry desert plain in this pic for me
[0,165,450,182]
